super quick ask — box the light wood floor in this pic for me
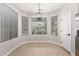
[8,42,71,56]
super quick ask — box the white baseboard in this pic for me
[4,41,29,56]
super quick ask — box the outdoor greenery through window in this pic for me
[22,16,28,36]
[32,17,47,35]
[51,16,58,36]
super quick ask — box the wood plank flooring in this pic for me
[8,42,71,56]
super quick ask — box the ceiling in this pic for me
[10,3,64,14]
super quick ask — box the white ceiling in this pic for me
[11,3,64,14]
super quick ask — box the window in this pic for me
[22,16,28,36]
[32,17,47,35]
[51,16,58,36]
[0,4,18,43]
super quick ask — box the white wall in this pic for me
[0,3,77,56]
[0,4,29,56]
[59,4,72,52]
[0,4,62,55]
[59,3,78,54]
[0,36,29,56]
[26,14,60,43]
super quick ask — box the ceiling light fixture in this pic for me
[36,3,42,16]
[37,3,43,21]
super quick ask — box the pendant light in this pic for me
[37,3,43,21]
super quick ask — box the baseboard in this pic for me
[4,41,29,56]
[4,41,69,56]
